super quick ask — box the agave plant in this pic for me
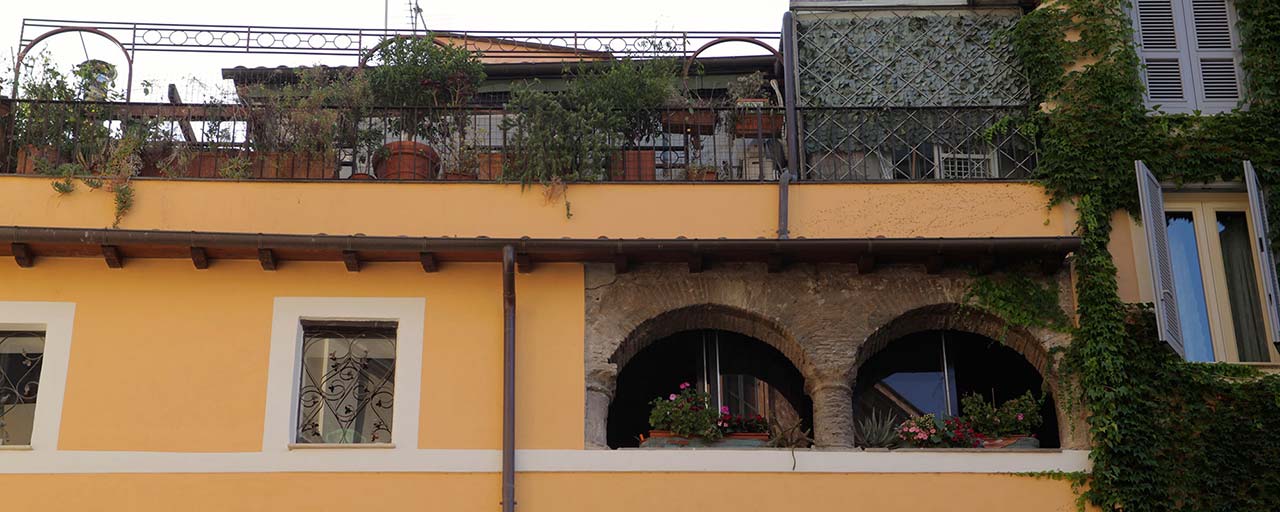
[856,410,901,448]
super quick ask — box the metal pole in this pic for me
[778,12,799,240]
[501,245,517,512]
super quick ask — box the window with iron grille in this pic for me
[0,331,44,446]
[295,321,397,444]
[1133,0,1245,113]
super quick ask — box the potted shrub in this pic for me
[727,71,784,138]
[717,408,770,447]
[501,81,611,185]
[856,410,900,449]
[642,382,722,448]
[960,391,1044,449]
[366,36,485,180]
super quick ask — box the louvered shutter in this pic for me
[1244,162,1280,348]
[1135,0,1196,112]
[1186,0,1243,112]
[1136,161,1186,357]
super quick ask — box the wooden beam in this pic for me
[516,253,533,274]
[687,253,705,274]
[925,254,945,274]
[419,252,439,273]
[613,253,629,274]
[856,254,875,274]
[258,249,277,271]
[342,250,361,272]
[190,247,210,269]
[11,243,34,268]
[167,84,198,143]
[766,253,786,273]
[102,245,123,269]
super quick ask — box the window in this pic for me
[1132,0,1244,113]
[0,331,45,446]
[852,330,1059,447]
[295,321,397,444]
[1161,202,1277,362]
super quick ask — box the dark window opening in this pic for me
[853,330,1059,448]
[607,329,812,449]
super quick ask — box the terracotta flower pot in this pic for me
[982,435,1040,449]
[444,171,477,181]
[477,152,504,181]
[374,141,440,180]
[686,167,718,181]
[16,145,58,175]
[733,112,785,137]
[609,150,656,181]
[661,110,717,136]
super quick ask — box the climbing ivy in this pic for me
[1006,0,1280,510]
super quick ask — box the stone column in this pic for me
[584,364,617,449]
[808,380,854,449]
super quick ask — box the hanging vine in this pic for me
[1006,0,1280,510]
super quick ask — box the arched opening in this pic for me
[852,329,1059,447]
[607,329,812,449]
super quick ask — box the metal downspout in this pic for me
[779,11,799,240]
[501,245,516,512]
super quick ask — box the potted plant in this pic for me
[501,81,611,186]
[366,36,485,180]
[896,414,984,448]
[856,410,900,449]
[685,163,719,181]
[717,408,771,447]
[642,382,722,448]
[727,71,784,138]
[960,391,1044,449]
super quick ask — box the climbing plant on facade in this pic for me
[1007,0,1280,510]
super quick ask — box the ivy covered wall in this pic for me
[1004,0,1280,510]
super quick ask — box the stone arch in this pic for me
[855,303,1053,384]
[854,302,1083,448]
[609,303,810,379]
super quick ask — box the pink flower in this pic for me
[720,406,730,414]
[669,394,677,400]
[1017,414,1025,421]
[679,382,691,390]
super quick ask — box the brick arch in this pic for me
[609,303,810,379]
[855,303,1053,386]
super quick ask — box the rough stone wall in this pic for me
[583,262,1085,450]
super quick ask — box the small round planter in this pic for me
[982,435,1040,449]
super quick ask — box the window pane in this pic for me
[1216,212,1271,362]
[296,322,396,444]
[1167,212,1216,362]
[0,331,45,446]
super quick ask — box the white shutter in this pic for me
[1244,161,1280,348]
[1135,0,1196,112]
[1186,0,1243,111]
[1136,161,1186,357]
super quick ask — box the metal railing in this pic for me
[0,99,787,182]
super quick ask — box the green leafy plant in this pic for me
[218,155,252,179]
[647,383,722,441]
[500,80,613,185]
[855,410,901,448]
[961,391,1044,438]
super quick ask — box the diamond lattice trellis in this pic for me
[794,10,1035,181]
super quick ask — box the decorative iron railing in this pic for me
[0,100,788,182]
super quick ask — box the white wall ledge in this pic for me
[0,448,1091,474]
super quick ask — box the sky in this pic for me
[2,0,790,101]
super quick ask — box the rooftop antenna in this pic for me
[407,0,425,34]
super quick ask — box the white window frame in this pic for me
[264,297,425,452]
[0,302,75,451]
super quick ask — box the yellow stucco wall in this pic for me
[0,473,1090,511]
[0,258,584,451]
[0,176,1071,239]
